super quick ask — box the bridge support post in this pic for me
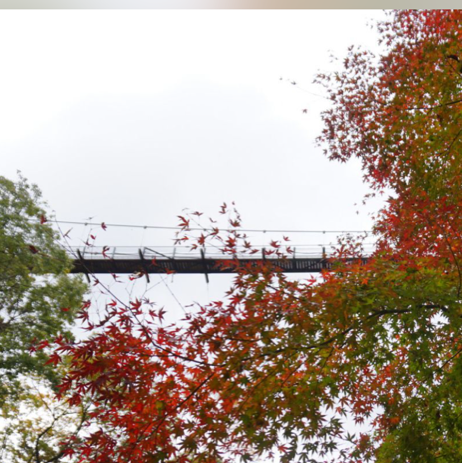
[138,248,150,283]
[77,249,91,283]
[200,248,209,284]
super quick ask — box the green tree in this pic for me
[0,174,87,462]
[0,373,88,463]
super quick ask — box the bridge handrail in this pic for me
[67,244,376,260]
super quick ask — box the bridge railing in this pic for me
[67,244,376,260]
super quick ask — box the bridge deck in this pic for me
[69,246,370,276]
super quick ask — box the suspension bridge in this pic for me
[69,244,372,282]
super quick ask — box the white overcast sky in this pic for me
[1,9,387,311]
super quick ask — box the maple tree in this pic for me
[50,10,462,463]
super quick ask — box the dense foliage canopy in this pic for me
[0,175,87,462]
[48,10,462,463]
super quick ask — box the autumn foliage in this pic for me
[50,10,462,463]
